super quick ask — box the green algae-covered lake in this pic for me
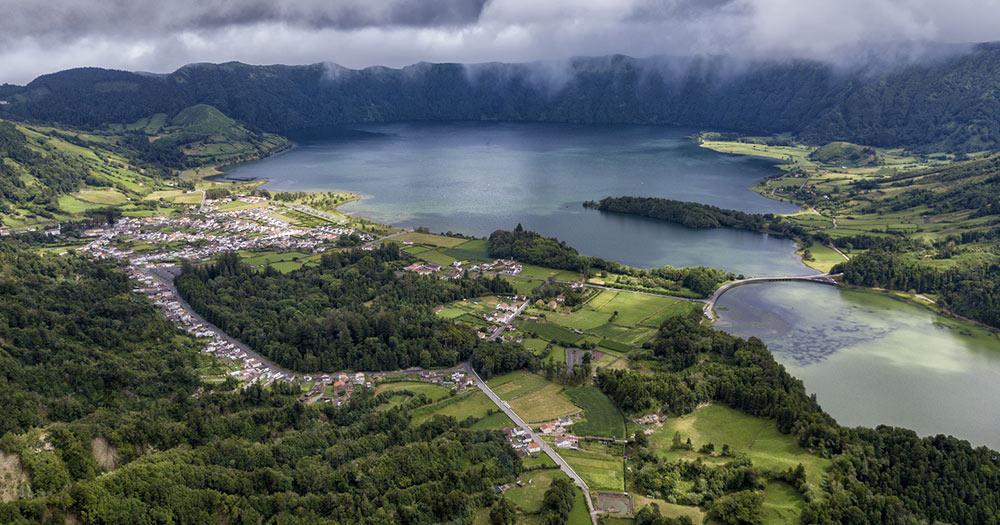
[716,282,1000,449]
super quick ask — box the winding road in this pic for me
[144,265,303,379]
[464,363,599,525]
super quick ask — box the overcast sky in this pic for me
[3,0,1000,84]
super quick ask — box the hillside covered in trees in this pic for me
[3,44,1000,151]
[0,239,524,523]
[0,121,91,216]
[175,245,532,373]
[834,251,1000,328]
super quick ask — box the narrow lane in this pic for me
[464,363,599,525]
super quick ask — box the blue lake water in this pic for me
[227,120,1000,448]
[227,122,808,276]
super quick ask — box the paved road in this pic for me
[488,300,529,341]
[704,273,841,321]
[144,264,303,379]
[464,363,599,525]
[362,229,409,249]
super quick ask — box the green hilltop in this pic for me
[0,104,288,229]
[808,141,878,167]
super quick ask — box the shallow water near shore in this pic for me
[716,282,1000,449]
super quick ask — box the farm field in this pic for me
[469,411,515,430]
[238,250,317,272]
[143,189,204,205]
[396,231,469,247]
[631,496,706,524]
[504,468,564,514]
[520,289,695,351]
[558,442,624,492]
[487,371,580,423]
[563,386,626,438]
[375,381,452,402]
[800,241,848,273]
[651,404,829,489]
[409,390,501,425]
[280,208,339,228]
[74,188,130,205]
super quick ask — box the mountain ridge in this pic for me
[1,46,999,151]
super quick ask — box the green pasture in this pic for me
[652,404,829,489]
[563,386,625,438]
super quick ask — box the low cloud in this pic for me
[2,0,1000,85]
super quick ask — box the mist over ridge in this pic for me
[3,42,999,152]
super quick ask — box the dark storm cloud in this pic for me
[627,0,746,21]
[2,0,1000,85]
[0,0,490,45]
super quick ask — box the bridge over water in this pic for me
[704,273,841,321]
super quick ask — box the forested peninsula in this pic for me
[584,197,806,238]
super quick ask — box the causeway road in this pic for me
[704,273,841,321]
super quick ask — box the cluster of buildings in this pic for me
[403,261,463,280]
[417,369,476,391]
[403,258,523,279]
[303,372,369,406]
[468,259,523,276]
[539,416,575,435]
[81,198,369,265]
[633,413,662,434]
[503,427,543,456]
[538,417,580,449]
[484,300,522,325]
[476,298,528,341]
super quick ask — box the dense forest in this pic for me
[599,310,1000,523]
[175,246,532,373]
[487,225,729,296]
[585,197,807,238]
[834,251,1000,328]
[3,45,1000,151]
[0,240,524,523]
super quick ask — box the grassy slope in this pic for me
[375,381,452,402]
[654,405,828,484]
[2,121,159,227]
[701,136,997,267]
[563,386,626,439]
